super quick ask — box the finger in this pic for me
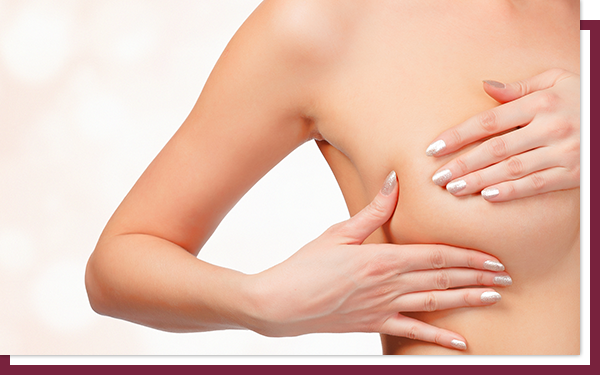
[483,68,570,104]
[395,269,512,294]
[481,167,579,202]
[391,288,502,313]
[444,146,559,196]
[426,69,573,158]
[425,98,534,157]
[336,171,398,245]
[379,313,469,351]
[431,122,549,186]
[376,244,506,273]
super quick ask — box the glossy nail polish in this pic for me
[381,171,397,196]
[446,179,467,194]
[480,291,502,303]
[451,339,467,350]
[493,275,512,286]
[483,260,505,271]
[432,169,452,186]
[482,187,500,199]
[426,140,446,156]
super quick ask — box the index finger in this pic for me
[376,244,505,273]
[426,98,534,157]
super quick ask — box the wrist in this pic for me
[232,272,290,337]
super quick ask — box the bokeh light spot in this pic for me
[0,1,74,83]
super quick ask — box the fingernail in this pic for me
[451,339,467,350]
[446,179,467,194]
[481,187,500,199]
[426,139,446,156]
[483,80,506,89]
[480,291,502,303]
[381,171,397,196]
[493,275,512,286]
[432,169,452,186]
[483,260,505,271]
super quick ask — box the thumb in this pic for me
[482,68,569,103]
[338,171,398,245]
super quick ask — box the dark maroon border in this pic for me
[1,361,589,374]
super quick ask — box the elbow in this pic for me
[84,249,114,317]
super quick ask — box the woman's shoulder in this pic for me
[244,0,365,64]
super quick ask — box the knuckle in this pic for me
[513,79,530,96]
[477,110,499,133]
[434,331,444,345]
[373,284,393,297]
[506,156,524,177]
[566,138,581,155]
[471,170,484,188]
[429,249,446,269]
[486,137,508,158]
[365,253,394,276]
[365,260,387,277]
[530,172,546,191]
[395,256,409,273]
[455,157,469,174]
[424,293,438,312]
[406,325,419,340]
[435,271,451,290]
[367,198,388,219]
[476,271,485,286]
[450,128,462,146]
[532,92,558,113]
[550,120,574,139]
[466,254,475,269]
[463,291,474,306]
[505,182,517,197]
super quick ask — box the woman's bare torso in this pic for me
[310,0,580,354]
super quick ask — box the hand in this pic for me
[244,171,510,351]
[426,69,580,202]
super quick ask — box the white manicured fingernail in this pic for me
[432,169,452,186]
[381,171,397,196]
[426,140,446,156]
[482,187,499,199]
[480,291,501,303]
[493,275,512,286]
[446,179,467,194]
[483,260,505,271]
[451,339,467,350]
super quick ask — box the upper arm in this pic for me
[100,1,337,254]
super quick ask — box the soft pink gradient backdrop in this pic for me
[0,0,373,355]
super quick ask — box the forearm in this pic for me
[85,233,258,333]
[84,178,510,351]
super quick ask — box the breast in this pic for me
[310,3,580,355]
[385,152,580,280]
[316,55,580,282]
[317,87,580,353]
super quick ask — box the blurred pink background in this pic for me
[0,0,379,355]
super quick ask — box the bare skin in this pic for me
[309,0,580,354]
[85,0,579,354]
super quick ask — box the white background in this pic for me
[1,0,593,365]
